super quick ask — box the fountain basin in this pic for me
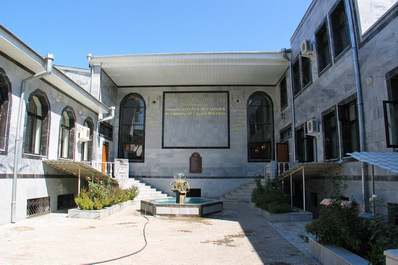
[141,198,223,217]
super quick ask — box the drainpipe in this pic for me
[344,0,368,211]
[11,54,54,223]
[281,48,297,162]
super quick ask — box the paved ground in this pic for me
[0,202,319,265]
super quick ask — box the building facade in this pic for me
[0,0,397,224]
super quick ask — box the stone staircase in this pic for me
[120,178,169,201]
[219,180,257,203]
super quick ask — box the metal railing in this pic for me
[91,161,115,178]
[265,161,298,179]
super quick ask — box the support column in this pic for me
[290,174,293,208]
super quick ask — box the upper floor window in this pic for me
[280,76,288,110]
[316,22,332,73]
[247,92,274,162]
[0,68,11,153]
[384,68,398,148]
[330,1,350,58]
[339,99,359,155]
[24,90,50,156]
[59,107,75,159]
[301,56,312,88]
[292,59,301,96]
[81,118,94,161]
[119,94,145,162]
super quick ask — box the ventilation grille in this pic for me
[27,197,50,218]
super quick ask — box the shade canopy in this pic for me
[89,52,289,87]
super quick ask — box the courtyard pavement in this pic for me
[0,201,319,265]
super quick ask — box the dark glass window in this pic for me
[119,94,145,162]
[384,70,398,147]
[339,100,359,155]
[24,91,50,156]
[0,69,11,153]
[316,23,332,73]
[280,125,292,142]
[296,127,315,163]
[59,107,75,159]
[331,1,350,58]
[247,92,274,161]
[301,56,312,88]
[280,77,288,109]
[99,122,113,140]
[323,110,339,159]
[292,59,301,96]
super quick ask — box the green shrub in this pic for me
[74,178,138,210]
[251,178,291,214]
[306,201,398,265]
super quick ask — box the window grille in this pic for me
[27,196,50,218]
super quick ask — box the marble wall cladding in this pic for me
[116,86,275,178]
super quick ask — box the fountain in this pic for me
[141,173,223,217]
[170,173,190,204]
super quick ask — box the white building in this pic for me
[1,0,397,224]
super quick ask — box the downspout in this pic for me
[344,0,368,210]
[11,53,54,223]
[281,48,297,162]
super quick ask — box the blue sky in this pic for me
[2,0,312,68]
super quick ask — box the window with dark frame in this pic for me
[330,1,350,58]
[119,94,145,162]
[0,69,11,153]
[316,22,332,73]
[339,100,360,155]
[384,69,398,148]
[59,107,75,159]
[280,125,292,142]
[296,127,315,163]
[292,59,301,96]
[323,110,339,159]
[24,91,50,157]
[301,56,312,88]
[280,77,288,110]
[99,122,113,140]
[247,92,274,162]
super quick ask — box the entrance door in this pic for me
[277,143,289,173]
[102,144,108,174]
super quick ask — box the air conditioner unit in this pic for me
[301,39,313,57]
[77,124,91,142]
[306,118,318,135]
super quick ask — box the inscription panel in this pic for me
[162,91,229,148]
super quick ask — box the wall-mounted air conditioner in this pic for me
[301,39,313,57]
[306,118,318,135]
[77,124,91,142]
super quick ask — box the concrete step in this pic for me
[219,180,256,203]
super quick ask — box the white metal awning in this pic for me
[89,52,289,87]
[43,160,118,193]
[348,152,398,174]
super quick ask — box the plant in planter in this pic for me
[251,177,291,214]
[74,177,138,210]
[306,200,398,265]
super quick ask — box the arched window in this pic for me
[247,92,274,161]
[119,94,145,162]
[81,118,94,161]
[59,107,75,159]
[24,90,50,156]
[0,68,11,154]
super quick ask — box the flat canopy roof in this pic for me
[89,52,289,87]
[348,152,398,174]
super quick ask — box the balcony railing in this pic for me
[265,161,298,179]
